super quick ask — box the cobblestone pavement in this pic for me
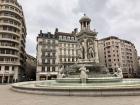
[1,85,140,105]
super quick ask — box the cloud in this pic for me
[18,0,80,57]
[18,0,140,56]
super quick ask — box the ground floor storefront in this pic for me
[0,75,15,83]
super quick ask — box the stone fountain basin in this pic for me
[56,77,122,83]
[11,79,140,96]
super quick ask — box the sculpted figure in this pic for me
[57,66,65,78]
[88,47,95,58]
[79,65,89,83]
[117,67,123,78]
[113,66,123,78]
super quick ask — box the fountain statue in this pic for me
[11,15,140,97]
[57,65,65,78]
[79,65,89,84]
[113,66,123,78]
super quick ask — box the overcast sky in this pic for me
[18,0,140,57]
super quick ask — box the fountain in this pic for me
[11,15,140,96]
[11,55,140,96]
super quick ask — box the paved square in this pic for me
[0,85,140,105]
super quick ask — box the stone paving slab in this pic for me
[0,85,140,105]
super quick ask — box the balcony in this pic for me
[0,54,18,58]
[0,61,20,65]
[0,38,19,44]
[0,15,21,24]
[0,23,21,30]
[0,30,20,37]
[0,71,15,75]
[0,8,22,18]
[0,2,22,12]
[0,45,19,51]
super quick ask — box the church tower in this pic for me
[77,14,99,63]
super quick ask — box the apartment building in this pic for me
[0,0,26,83]
[98,36,138,78]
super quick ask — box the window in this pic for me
[0,58,4,61]
[52,67,55,72]
[45,59,47,63]
[112,41,114,44]
[68,58,70,62]
[72,58,74,62]
[108,59,111,62]
[53,59,55,64]
[53,53,55,56]
[45,52,48,56]
[68,37,70,40]
[12,66,14,71]
[47,67,50,72]
[42,67,45,72]
[63,36,66,40]
[60,58,62,62]
[47,59,50,64]
[5,66,9,70]
[71,37,74,41]
[107,51,110,53]
[108,55,111,57]
[59,36,62,40]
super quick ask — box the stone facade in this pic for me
[36,30,78,80]
[36,31,59,80]
[98,36,138,78]
[0,0,26,83]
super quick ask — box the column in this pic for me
[84,39,88,60]
[50,66,52,71]
[36,74,40,81]
[88,22,90,30]
[2,75,4,84]
[46,75,48,80]
[94,40,99,63]
[8,75,10,83]
[1,66,4,83]
[14,66,18,82]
